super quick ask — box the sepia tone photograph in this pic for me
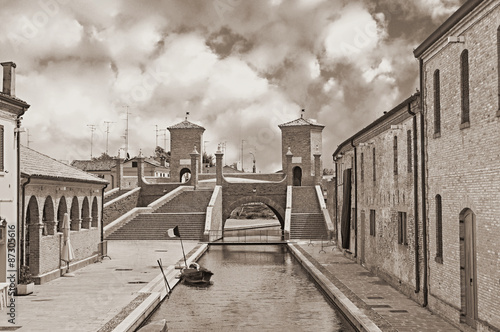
[0,0,498,330]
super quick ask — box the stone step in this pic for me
[291,187,321,213]
[290,213,326,239]
[155,190,213,213]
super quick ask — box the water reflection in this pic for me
[147,245,351,331]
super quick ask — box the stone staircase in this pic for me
[104,189,131,204]
[105,189,213,241]
[290,187,326,239]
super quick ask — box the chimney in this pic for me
[160,156,166,167]
[1,62,16,96]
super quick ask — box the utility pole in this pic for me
[26,128,33,148]
[122,106,131,156]
[249,152,256,173]
[87,124,96,159]
[155,125,159,148]
[159,129,167,150]
[104,121,115,155]
[241,140,245,172]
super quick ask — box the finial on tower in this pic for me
[185,111,189,120]
[301,109,305,118]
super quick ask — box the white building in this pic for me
[0,62,30,282]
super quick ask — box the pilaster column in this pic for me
[27,223,44,276]
[137,151,145,188]
[114,157,124,189]
[286,147,293,186]
[314,152,322,185]
[215,146,223,186]
[190,146,200,189]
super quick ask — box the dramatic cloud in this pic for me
[0,0,466,171]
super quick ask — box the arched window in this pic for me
[393,136,398,175]
[434,69,441,134]
[461,50,470,125]
[435,195,443,263]
[497,26,500,113]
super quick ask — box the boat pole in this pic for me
[179,237,188,268]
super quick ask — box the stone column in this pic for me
[137,151,145,188]
[190,146,200,189]
[114,157,123,189]
[314,152,322,185]
[215,146,223,186]
[285,147,293,186]
[28,223,44,276]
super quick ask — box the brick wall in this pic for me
[332,98,424,303]
[169,127,204,182]
[199,173,285,182]
[102,188,141,227]
[138,182,182,206]
[421,1,500,328]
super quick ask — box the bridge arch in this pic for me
[222,195,285,229]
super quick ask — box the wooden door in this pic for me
[464,210,477,327]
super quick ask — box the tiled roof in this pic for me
[71,159,116,171]
[21,146,108,184]
[278,117,325,128]
[167,120,205,130]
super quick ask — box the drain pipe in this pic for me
[100,183,108,243]
[419,58,429,307]
[408,102,420,295]
[351,139,357,258]
[333,155,338,240]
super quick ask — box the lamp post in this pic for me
[249,152,256,173]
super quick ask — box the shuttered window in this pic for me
[461,50,470,125]
[398,212,407,245]
[0,125,4,172]
[393,136,398,175]
[434,69,441,134]
[435,195,443,263]
[360,152,364,182]
[372,148,376,182]
[370,209,376,236]
[407,130,412,173]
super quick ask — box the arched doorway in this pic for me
[293,166,302,186]
[25,196,39,268]
[57,197,67,233]
[460,208,477,328]
[81,197,90,229]
[91,197,99,227]
[70,196,79,231]
[180,168,191,183]
[42,196,55,235]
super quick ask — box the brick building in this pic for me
[414,0,500,329]
[21,146,108,284]
[279,116,324,186]
[332,94,423,304]
[0,62,30,282]
[167,119,204,183]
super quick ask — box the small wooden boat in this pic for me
[181,262,213,284]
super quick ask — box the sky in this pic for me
[1,0,466,172]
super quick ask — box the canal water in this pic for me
[147,244,351,331]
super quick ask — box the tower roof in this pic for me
[278,117,325,129]
[167,120,205,130]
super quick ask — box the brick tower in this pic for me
[278,114,324,186]
[168,118,205,183]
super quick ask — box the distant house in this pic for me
[72,157,170,190]
[21,146,108,284]
[71,159,116,189]
[202,164,244,174]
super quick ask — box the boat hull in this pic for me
[181,268,213,284]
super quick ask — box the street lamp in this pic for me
[249,152,256,173]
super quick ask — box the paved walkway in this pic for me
[0,240,198,332]
[0,239,460,331]
[295,241,459,332]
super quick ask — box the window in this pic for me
[398,212,407,245]
[393,136,398,175]
[461,50,470,125]
[372,148,376,182]
[435,195,443,263]
[434,69,441,134]
[498,26,500,113]
[360,152,364,182]
[132,161,138,168]
[0,125,3,172]
[370,209,376,236]
[407,130,412,173]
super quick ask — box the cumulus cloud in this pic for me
[0,0,462,172]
